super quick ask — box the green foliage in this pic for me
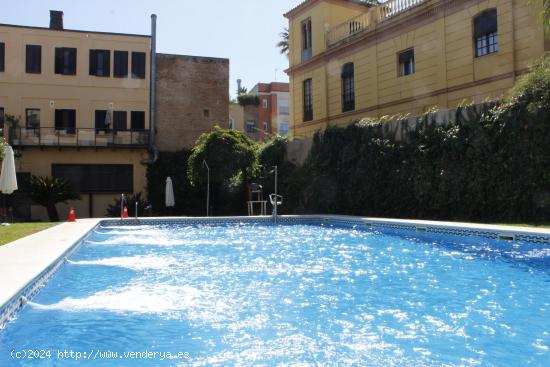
[188,127,258,187]
[276,27,289,57]
[0,137,6,161]
[146,150,205,216]
[294,59,550,222]
[237,93,259,107]
[105,192,149,218]
[29,175,80,222]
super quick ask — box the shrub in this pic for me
[237,93,259,107]
[105,192,149,218]
[29,175,80,222]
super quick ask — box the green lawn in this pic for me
[0,223,57,246]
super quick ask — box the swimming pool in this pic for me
[1,219,549,366]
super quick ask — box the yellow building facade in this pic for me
[285,0,548,138]
[0,13,151,220]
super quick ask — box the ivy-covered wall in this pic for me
[289,58,550,222]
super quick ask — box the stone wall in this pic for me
[155,54,229,151]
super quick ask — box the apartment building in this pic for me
[284,0,548,138]
[230,82,290,142]
[0,11,229,220]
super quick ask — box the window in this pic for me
[25,109,40,129]
[52,164,133,193]
[95,110,109,133]
[131,52,146,79]
[203,109,210,118]
[55,47,77,75]
[113,51,128,77]
[303,79,313,122]
[0,42,4,72]
[301,18,312,62]
[55,109,76,133]
[89,49,110,77]
[398,48,415,76]
[26,45,41,74]
[262,99,268,109]
[246,120,256,133]
[341,63,355,112]
[113,111,127,130]
[279,122,289,136]
[131,111,145,130]
[474,9,498,57]
[263,122,269,132]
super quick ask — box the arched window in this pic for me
[341,63,355,112]
[474,9,498,57]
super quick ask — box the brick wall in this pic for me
[155,53,229,151]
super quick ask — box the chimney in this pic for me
[49,10,64,30]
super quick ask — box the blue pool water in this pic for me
[1,223,549,366]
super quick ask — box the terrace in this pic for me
[10,127,150,149]
[326,0,427,47]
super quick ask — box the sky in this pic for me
[1,0,303,98]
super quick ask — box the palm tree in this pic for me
[277,27,289,57]
[29,175,80,222]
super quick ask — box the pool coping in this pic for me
[1,215,549,329]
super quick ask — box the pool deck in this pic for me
[0,215,549,329]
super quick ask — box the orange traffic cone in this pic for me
[122,206,129,218]
[68,207,76,222]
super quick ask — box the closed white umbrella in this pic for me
[165,177,175,208]
[0,145,17,194]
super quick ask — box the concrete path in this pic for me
[0,219,101,308]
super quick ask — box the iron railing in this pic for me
[11,127,150,148]
[379,0,426,21]
[327,12,371,47]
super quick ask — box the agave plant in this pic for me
[29,175,80,222]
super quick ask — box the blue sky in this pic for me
[1,0,302,98]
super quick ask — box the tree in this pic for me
[187,127,258,188]
[529,0,550,37]
[29,175,80,222]
[277,27,289,57]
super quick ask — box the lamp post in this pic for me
[202,160,210,217]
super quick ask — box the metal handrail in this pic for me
[12,127,150,148]
[379,0,426,21]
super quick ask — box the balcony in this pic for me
[327,12,371,48]
[379,0,427,21]
[326,0,427,48]
[11,127,150,149]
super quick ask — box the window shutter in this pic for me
[0,42,4,72]
[26,45,32,73]
[69,48,77,75]
[474,9,497,38]
[104,50,111,77]
[89,49,97,75]
[55,48,63,74]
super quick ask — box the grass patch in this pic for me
[0,223,57,246]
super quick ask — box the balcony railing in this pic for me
[379,0,426,21]
[327,12,371,47]
[11,127,150,148]
[325,0,427,48]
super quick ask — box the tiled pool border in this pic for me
[1,215,549,329]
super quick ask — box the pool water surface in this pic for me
[0,223,549,366]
